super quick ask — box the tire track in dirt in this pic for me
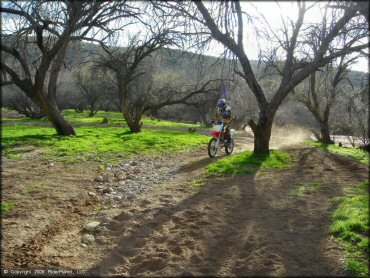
[3,191,100,270]
[87,142,368,276]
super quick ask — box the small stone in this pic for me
[113,196,122,201]
[133,168,141,174]
[49,163,54,167]
[81,243,88,248]
[117,187,127,193]
[126,192,136,200]
[115,171,125,180]
[103,174,113,183]
[24,223,31,229]
[84,221,100,231]
[130,161,138,166]
[102,187,113,194]
[82,234,95,245]
[95,176,104,182]
[96,237,110,245]
[88,192,96,197]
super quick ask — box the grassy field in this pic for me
[330,182,369,277]
[206,150,292,175]
[305,141,369,165]
[2,124,209,162]
[1,109,204,129]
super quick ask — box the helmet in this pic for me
[217,99,226,109]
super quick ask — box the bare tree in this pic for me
[73,66,112,117]
[94,30,221,132]
[160,1,368,153]
[294,55,358,143]
[1,1,139,135]
[3,87,46,118]
[348,82,369,147]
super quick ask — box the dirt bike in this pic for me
[208,122,235,158]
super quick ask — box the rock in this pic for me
[96,236,110,245]
[115,171,125,180]
[113,196,122,201]
[95,176,104,182]
[81,243,88,248]
[49,163,54,167]
[117,187,128,193]
[24,223,31,229]
[101,116,109,124]
[133,168,141,174]
[102,187,113,194]
[126,192,137,200]
[130,161,138,166]
[88,192,96,197]
[103,174,113,183]
[82,234,95,245]
[84,221,100,231]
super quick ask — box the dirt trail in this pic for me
[2,131,368,276]
[86,137,368,276]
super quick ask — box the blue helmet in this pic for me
[217,99,226,108]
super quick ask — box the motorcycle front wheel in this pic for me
[208,138,218,158]
[225,138,234,155]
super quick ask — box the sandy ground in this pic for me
[1,129,368,276]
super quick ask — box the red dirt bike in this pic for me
[208,122,235,158]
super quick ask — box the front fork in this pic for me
[215,124,225,149]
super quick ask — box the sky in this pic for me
[2,1,368,72]
[201,1,369,73]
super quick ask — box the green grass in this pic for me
[21,183,46,195]
[191,178,205,190]
[62,109,126,124]
[1,200,17,213]
[289,183,321,197]
[142,117,203,129]
[2,125,209,162]
[2,109,205,129]
[330,182,369,277]
[206,150,291,175]
[305,141,369,165]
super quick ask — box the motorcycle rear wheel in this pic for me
[208,138,218,158]
[225,138,234,155]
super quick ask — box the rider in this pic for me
[215,99,234,142]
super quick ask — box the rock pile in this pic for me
[92,155,183,207]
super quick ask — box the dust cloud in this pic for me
[234,124,311,152]
[270,124,311,149]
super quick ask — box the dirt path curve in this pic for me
[86,135,368,276]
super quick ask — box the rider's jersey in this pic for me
[216,105,234,124]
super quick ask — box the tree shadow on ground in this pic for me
[87,147,367,276]
[87,152,262,276]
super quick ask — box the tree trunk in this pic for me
[200,113,211,127]
[38,97,76,135]
[122,105,143,133]
[319,120,334,144]
[125,115,143,133]
[88,107,96,117]
[249,116,273,154]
